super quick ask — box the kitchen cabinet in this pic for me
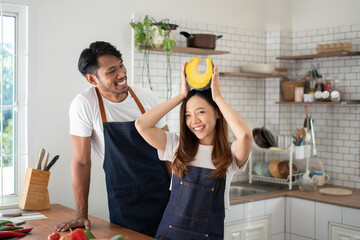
[140,45,230,55]
[225,197,285,239]
[224,217,269,240]
[288,197,360,240]
[329,223,360,240]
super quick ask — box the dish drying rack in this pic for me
[249,142,301,190]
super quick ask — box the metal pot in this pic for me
[180,31,222,49]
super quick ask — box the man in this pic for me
[55,41,171,237]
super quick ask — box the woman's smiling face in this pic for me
[185,95,219,145]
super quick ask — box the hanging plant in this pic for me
[130,15,177,98]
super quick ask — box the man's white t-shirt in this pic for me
[69,86,166,163]
[158,131,248,209]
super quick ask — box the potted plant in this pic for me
[130,15,178,99]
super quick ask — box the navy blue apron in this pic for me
[95,87,170,237]
[155,166,226,240]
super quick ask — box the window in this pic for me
[0,2,28,206]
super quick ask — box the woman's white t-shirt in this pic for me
[158,131,248,209]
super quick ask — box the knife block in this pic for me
[18,168,50,210]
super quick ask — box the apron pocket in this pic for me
[175,180,213,222]
[158,225,209,240]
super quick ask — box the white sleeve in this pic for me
[157,131,179,162]
[69,95,93,137]
[228,141,250,173]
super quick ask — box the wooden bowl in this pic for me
[268,160,282,178]
[278,160,298,180]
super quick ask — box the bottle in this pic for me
[308,76,316,94]
[324,75,332,92]
[315,77,325,92]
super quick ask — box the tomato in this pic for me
[48,232,61,240]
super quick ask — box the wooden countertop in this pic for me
[230,185,360,210]
[17,204,155,239]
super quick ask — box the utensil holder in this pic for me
[18,168,50,210]
[294,145,305,159]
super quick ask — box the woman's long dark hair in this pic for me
[172,89,233,179]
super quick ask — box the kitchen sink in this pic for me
[229,181,289,199]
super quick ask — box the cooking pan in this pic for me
[261,127,276,147]
[253,128,271,148]
[180,31,222,49]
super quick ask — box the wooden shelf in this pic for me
[276,100,360,105]
[140,45,230,55]
[276,51,360,60]
[220,72,286,79]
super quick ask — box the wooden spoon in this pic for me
[300,128,307,140]
[304,105,309,128]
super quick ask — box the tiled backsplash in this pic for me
[132,17,360,189]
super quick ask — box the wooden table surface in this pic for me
[17,204,155,239]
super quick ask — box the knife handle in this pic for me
[36,148,45,169]
[43,152,50,170]
[0,212,22,217]
[45,155,59,171]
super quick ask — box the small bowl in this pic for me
[278,160,298,180]
[261,162,272,177]
[241,64,275,74]
[253,163,264,176]
[268,160,282,178]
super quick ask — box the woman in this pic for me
[135,61,253,240]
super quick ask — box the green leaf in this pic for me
[158,26,163,35]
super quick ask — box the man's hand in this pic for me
[54,215,91,232]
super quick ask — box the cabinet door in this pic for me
[329,223,360,240]
[225,217,269,240]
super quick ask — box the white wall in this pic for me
[27,0,360,221]
[290,0,360,31]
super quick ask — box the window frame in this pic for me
[0,2,28,207]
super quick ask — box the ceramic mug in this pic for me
[312,171,330,186]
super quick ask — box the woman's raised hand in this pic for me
[210,64,223,101]
[180,60,190,99]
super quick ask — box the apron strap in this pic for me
[95,87,108,124]
[95,87,146,124]
[128,87,146,114]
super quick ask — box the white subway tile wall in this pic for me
[132,17,360,188]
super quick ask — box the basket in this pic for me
[281,79,306,101]
[316,42,351,54]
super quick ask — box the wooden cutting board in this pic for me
[319,188,352,196]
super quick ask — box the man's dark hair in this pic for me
[78,41,123,77]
